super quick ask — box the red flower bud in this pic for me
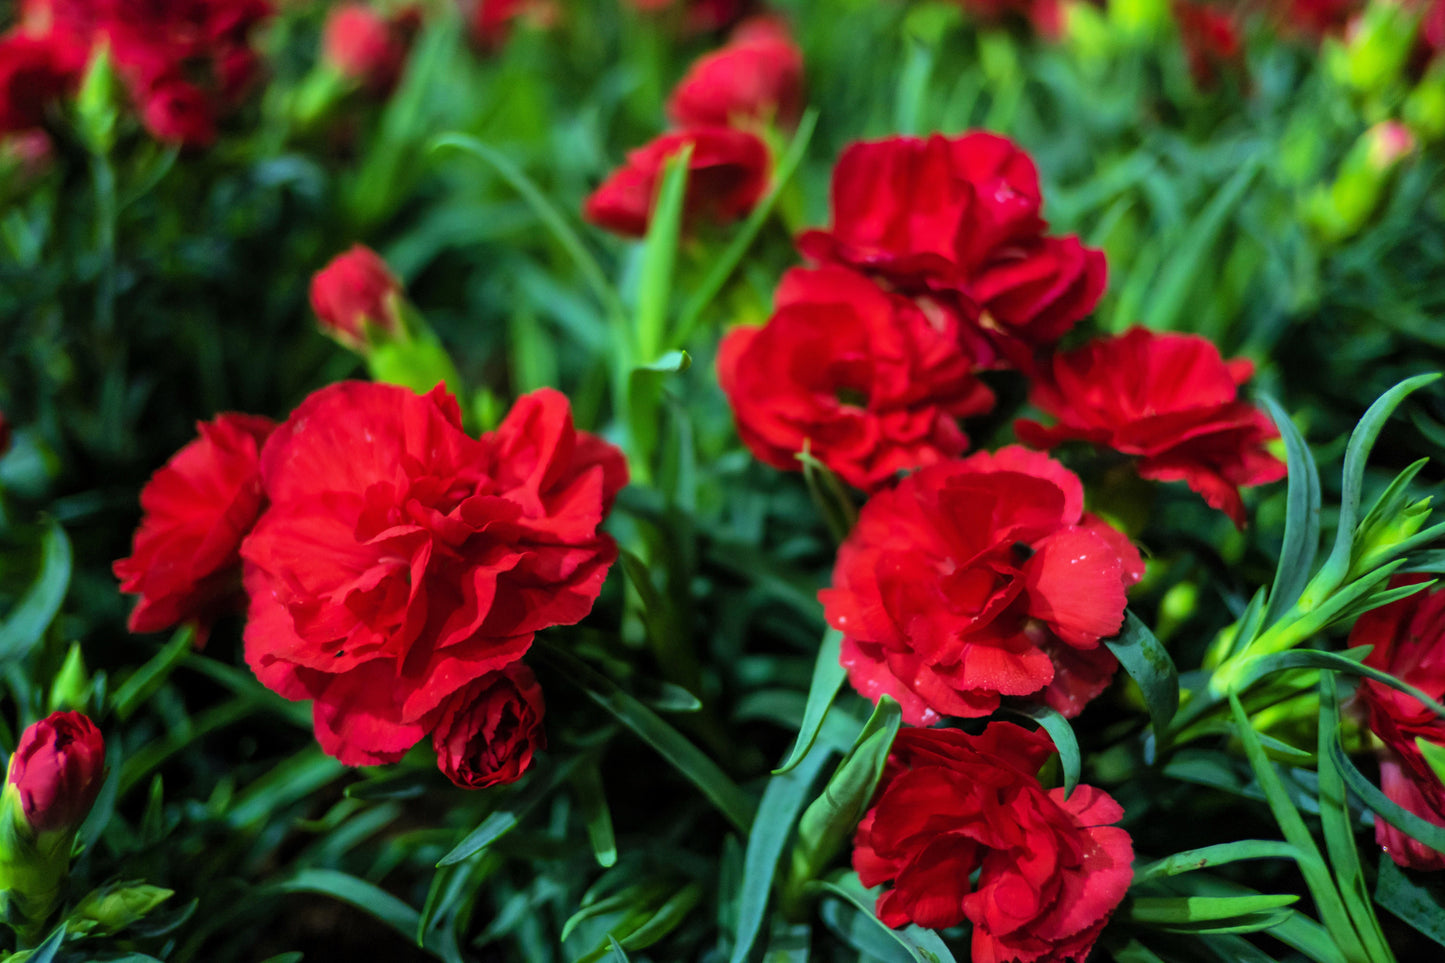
[322,4,412,96]
[308,244,405,347]
[432,664,546,789]
[7,712,105,834]
[666,16,804,130]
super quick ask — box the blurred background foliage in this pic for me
[3,0,1445,959]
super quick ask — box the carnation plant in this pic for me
[4,0,1445,961]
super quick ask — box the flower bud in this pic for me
[432,664,546,790]
[6,712,105,835]
[1306,120,1415,243]
[322,4,412,97]
[67,880,172,937]
[46,643,91,715]
[309,244,406,349]
[1334,0,1420,97]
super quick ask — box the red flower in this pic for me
[433,662,546,789]
[666,16,803,130]
[1351,576,1445,870]
[854,723,1133,961]
[240,383,626,766]
[6,711,105,834]
[0,33,81,135]
[309,244,405,348]
[820,446,1144,725]
[114,413,276,646]
[797,133,1105,365]
[626,0,752,34]
[323,4,413,96]
[584,127,770,238]
[716,265,994,492]
[1015,328,1286,528]
[1173,0,1244,87]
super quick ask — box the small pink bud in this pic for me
[308,244,404,348]
[1367,120,1415,170]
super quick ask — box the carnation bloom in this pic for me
[797,132,1106,366]
[0,33,82,135]
[6,711,106,835]
[1350,575,1445,870]
[432,662,546,789]
[322,4,414,96]
[309,244,405,348]
[1014,328,1286,528]
[114,413,276,646]
[820,446,1144,725]
[854,723,1133,962]
[583,127,770,238]
[665,16,803,130]
[716,265,994,492]
[240,382,627,766]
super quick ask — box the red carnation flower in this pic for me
[6,711,106,835]
[1015,328,1286,528]
[584,127,770,238]
[797,132,1105,365]
[323,4,412,96]
[854,723,1133,961]
[114,413,276,646]
[821,446,1143,725]
[666,16,803,130]
[240,383,626,766]
[1173,0,1244,87]
[0,33,82,135]
[433,662,546,789]
[1351,576,1445,870]
[309,244,405,348]
[717,265,994,492]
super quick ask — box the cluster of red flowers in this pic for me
[708,129,1287,950]
[0,0,273,146]
[116,270,628,788]
[583,14,801,237]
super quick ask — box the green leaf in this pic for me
[607,936,630,962]
[1002,703,1080,798]
[1137,840,1302,881]
[1229,695,1369,961]
[1232,647,1445,722]
[1260,396,1321,630]
[788,698,902,896]
[633,349,691,374]
[18,926,65,963]
[536,644,755,833]
[773,629,846,775]
[1106,611,1179,744]
[1124,894,1299,928]
[1316,672,1395,962]
[224,749,346,829]
[431,134,624,324]
[274,870,461,963]
[674,109,818,346]
[634,147,690,362]
[574,757,618,868]
[730,741,833,963]
[1417,737,1445,789]
[1374,858,1445,949]
[0,520,71,663]
[1329,733,1445,857]
[436,755,581,866]
[1312,374,1441,596]
[616,881,703,952]
[110,626,195,721]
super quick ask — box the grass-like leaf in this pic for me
[1106,611,1180,744]
[0,519,71,663]
[773,628,847,775]
[436,754,581,867]
[1002,702,1081,798]
[1374,858,1445,950]
[1260,396,1321,631]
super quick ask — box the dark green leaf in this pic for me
[634,148,690,362]
[1137,840,1302,881]
[575,757,618,868]
[1375,858,1445,949]
[0,520,71,663]
[1260,396,1321,630]
[1002,703,1080,798]
[1106,611,1179,743]
[274,870,461,963]
[436,755,581,866]
[773,629,846,775]
[1330,734,1445,857]
[814,875,956,963]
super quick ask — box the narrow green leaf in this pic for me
[1002,703,1080,798]
[1229,695,1369,961]
[634,349,690,374]
[634,147,691,362]
[814,876,956,963]
[436,755,581,866]
[0,520,71,662]
[762,919,812,962]
[674,109,818,346]
[1106,611,1180,743]
[110,625,194,720]
[1260,396,1321,630]
[274,869,459,963]
[788,698,902,895]
[1314,374,1441,594]
[607,935,630,962]
[536,644,755,833]
[1233,647,1445,722]
[1330,735,1445,856]
[226,748,347,828]
[20,926,65,963]
[1417,738,1445,789]
[1140,157,1261,333]
[1317,672,1395,962]
[1125,894,1299,925]
[1375,857,1445,949]
[1137,840,1302,881]
[773,629,846,775]
[730,743,833,963]
[431,134,624,323]
[1111,940,1169,963]
[575,757,618,868]
[618,881,703,951]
